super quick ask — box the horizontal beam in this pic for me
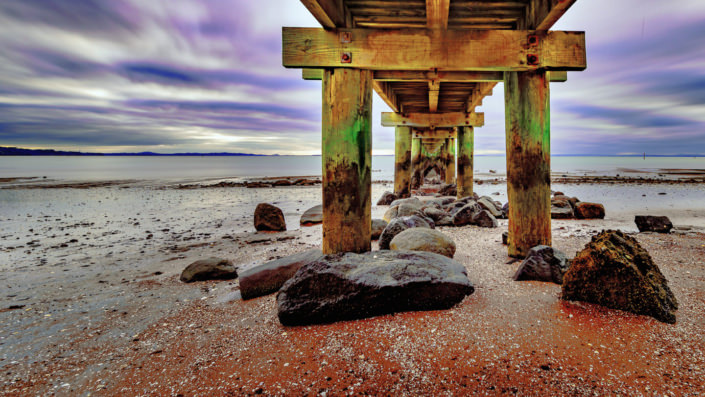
[283,28,586,71]
[303,69,568,82]
[382,112,484,128]
[414,129,457,139]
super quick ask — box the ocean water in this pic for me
[1,155,703,182]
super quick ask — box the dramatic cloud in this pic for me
[0,0,704,155]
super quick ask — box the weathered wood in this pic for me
[299,0,350,29]
[426,0,450,29]
[413,129,456,139]
[394,126,412,198]
[410,137,422,189]
[322,68,372,254]
[456,126,474,198]
[428,80,440,112]
[522,0,577,30]
[445,137,455,184]
[504,70,551,258]
[304,69,568,83]
[373,81,401,113]
[382,112,484,127]
[466,82,497,112]
[283,28,586,71]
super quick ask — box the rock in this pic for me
[502,231,508,245]
[635,215,673,233]
[371,219,388,240]
[378,215,433,250]
[397,202,424,218]
[293,178,319,186]
[239,249,322,300]
[377,191,397,206]
[383,206,399,222]
[574,202,605,219]
[501,202,509,218]
[180,257,237,283]
[423,207,449,222]
[561,230,678,324]
[452,202,482,226]
[277,250,474,325]
[513,245,569,284]
[472,210,498,228]
[436,216,453,227]
[438,183,457,196]
[272,179,292,186]
[390,228,456,258]
[389,197,424,210]
[254,203,286,231]
[477,196,503,218]
[551,199,574,219]
[300,205,322,226]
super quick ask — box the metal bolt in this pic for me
[527,54,539,66]
[341,52,352,63]
[528,35,539,46]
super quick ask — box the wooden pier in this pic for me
[289,0,586,257]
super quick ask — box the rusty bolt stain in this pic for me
[340,31,352,43]
[341,52,352,63]
[528,35,539,46]
[527,54,539,66]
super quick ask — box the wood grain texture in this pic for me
[504,70,551,258]
[322,68,373,254]
[283,28,586,71]
[300,0,351,29]
[456,126,474,198]
[445,137,456,184]
[394,126,412,198]
[382,112,484,127]
[410,137,422,189]
[305,69,568,82]
[426,0,450,29]
[413,129,457,139]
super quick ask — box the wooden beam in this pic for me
[426,0,450,29]
[428,80,440,112]
[445,137,455,184]
[504,70,551,258]
[382,112,484,128]
[373,81,401,113]
[299,0,350,29]
[466,82,498,112]
[413,129,457,139]
[394,126,412,198]
[283,28,587,71]
[304,69,569,82]
[456,126,474,198]
[523,0,578,31]
[411,137,422,189]
[322,68,372,254]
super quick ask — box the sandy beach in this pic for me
[1,176,704,395]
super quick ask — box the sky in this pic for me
[0,0,704,155]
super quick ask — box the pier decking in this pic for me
[286,0,586,257]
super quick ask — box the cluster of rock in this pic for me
[551,191,605,219]
[381,194,503,229]
[245,178,320,188]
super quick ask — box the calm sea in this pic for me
[0,155,703,182]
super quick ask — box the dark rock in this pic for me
[551,198,574,219]
[180,257,237,283]
[472,210,499,228]
[501,202,509,218]
[389,197,423,209]
[438,183,457,196]
[378,215,433,250]
[423,207,449,222]
[293,178,319,186]
[635,215,673,233]
[277,250,474,325]
[574,202,605,219]
[513,245,569,284]
[239,249,322,300]
[254,203,286,231]
[477,196,502,218]
[371,219,388,240]
[300,205,322,226]
[452,202,482,226]
[377,191,398,206]
[502,231,508,245]
[436,216,453,227]
[272,179,292,186]
[561,230,678,324]
[390,228,456,258]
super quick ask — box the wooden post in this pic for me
[445,137,455,184]
[504,70,551,258]
[456,127,474,198]
[394,126,412,198]
[411,137,422,189]
[322,68,373,254]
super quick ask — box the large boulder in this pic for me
[477,196,503,218]
[180,257,237,283]
[472,210,499,228]
[635,215,673,233]
[390,228,456,258]
[452,202,482,226]
[389,197,424,210]
[254,203,286,231]
[371,219,388,240]
[513,245,569,284]
[378,215,433,250]
[574,202,605,219]
[239,249,322,300]
[438,183,457,197]
[551,198,575,219]
[423,207,450,223]
[299,205,322,226]
[377,191,398,206]
[277,250,475,326]
[561,230,678,324]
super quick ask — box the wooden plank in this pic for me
[322,68,372,254]
[394,126,413,198]
[373,81,401,113]
[457,126,474,198]
[466,82,497,112]
[304,69,568,82]
[300,0,350,29]
[382,112,484,127]
[445,137,456,184]
[283,28,586,71]
[524,0,577,30]
[413,129,456,139]
[428,80,440,112]
[504,70,551,258]
[426,0,450,29]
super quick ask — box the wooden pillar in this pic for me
[504,70,551,258]
[394,126,412,198]
[445,137,455,184]
[322,68,373,254]
[456,127,474,198]
[410,136,422,189]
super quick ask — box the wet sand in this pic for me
[1,178,704,395]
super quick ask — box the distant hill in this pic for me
[0,146,269,156]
